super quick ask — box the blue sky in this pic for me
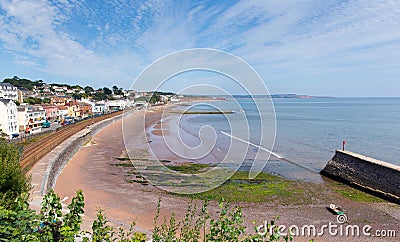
[0,0,399,97]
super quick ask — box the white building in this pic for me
[0,83,18,101]
[106,99,133,111]
[170,96,181,102]
[58,106,69,119]
[79,98,95,112]
[17,105,46,133]
[0,99,19,137]
[53,86,67,92]
[93,104,106,114]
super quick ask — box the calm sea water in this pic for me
[178,97,400,182]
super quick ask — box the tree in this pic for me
[93,92,108,101]
[71,92,82,100]
[103,87,112,95]
[112,85,123,96]
[0,140,31,208]
[24,97,42,105]
[84,86,94,94]
[149,92,161,104]
[70,85,82,90]
[3,76,41,90]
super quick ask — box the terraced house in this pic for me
[17,105,46,134]
[65,100,80,118]
[0,82,18,101]
[0,99,19,138]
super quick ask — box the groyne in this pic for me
[321,150,400,204]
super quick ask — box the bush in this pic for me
[0,140,31,208]
[0,189,294,241]
[152,198,292,242]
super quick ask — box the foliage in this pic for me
[71,92,82,100]
[207,200,245,241]
[24,97,43,105]
[84,86,94,94]
[103,87,112,95]
[91,209,146,242]
[0,190,146,241]
[3,76,43,90]
[0,187,294,241]
[70,85,82,90]
[0,193,37,241]
[113,85,123,96]
[93,92,109,101]
[149,92,161,104]
[152,198,291,242]
[0,140,31,208]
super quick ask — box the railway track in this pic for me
[20,111,123,172]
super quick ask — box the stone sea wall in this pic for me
[321,150,400,204]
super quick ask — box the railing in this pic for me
[7,129,55,144]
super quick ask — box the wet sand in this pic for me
[54,109,400,241]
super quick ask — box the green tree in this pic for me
[71,85,82,90]
[0,140,31,208]
[24,97,42,105]
[112,85,123,96]
[103,87,112,95]
[71,92,82,100]
[149,93,161,104]
[3,76,41,90]
[93,92,108,101]
[84,85,94,94]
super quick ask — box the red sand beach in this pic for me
[53,109,400,241]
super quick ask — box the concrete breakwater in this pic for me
[40,111,132,195]
[321,150,400,204]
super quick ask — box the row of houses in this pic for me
[0,82,23,102]
[0,96,134,138]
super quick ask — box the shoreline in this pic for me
[52,103,400,241]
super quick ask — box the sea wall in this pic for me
[40,112,131,195]
[321,150,400,203]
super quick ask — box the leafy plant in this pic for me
[152,198,291,242]
[0,140,31,208]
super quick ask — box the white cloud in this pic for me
[0,0,144,85]
[0,0,399,95]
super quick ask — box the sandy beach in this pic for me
[53,108,400,241]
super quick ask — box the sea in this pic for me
[173,97,400,182]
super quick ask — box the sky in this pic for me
[0,0,399,97]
